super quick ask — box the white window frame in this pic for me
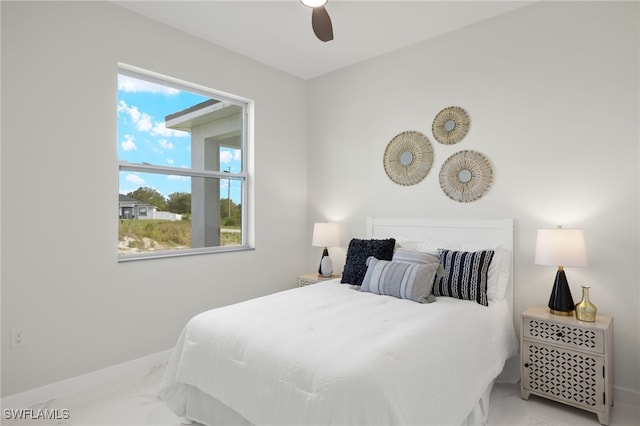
[118,64,253,262]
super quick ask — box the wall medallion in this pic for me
[439,150,493,202]
[383,131,433,186]
[432,106,470,145]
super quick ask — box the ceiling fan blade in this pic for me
[311,6,333,42]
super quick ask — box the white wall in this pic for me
[2,0,639,401]
[307,1,639,394]
[1,1,308,396]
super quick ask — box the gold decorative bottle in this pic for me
[575,285,597,322]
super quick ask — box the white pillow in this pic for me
[486,248,511,301]
[395,238,423,251]
[392,247,440,265]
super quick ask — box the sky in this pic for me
[117,73,243,204]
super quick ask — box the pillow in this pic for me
[392,247,440,265]
[395,238,422,251]
[415,240,511,302]
[432,249,495,306]
[486,248,511,301]
[360,257,438,303]
[341,238,396,286]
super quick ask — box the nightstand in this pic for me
[297,273,340,287]
[521,306,614,425]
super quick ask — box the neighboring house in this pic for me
[118,194,156,220]
[118,194,182,221]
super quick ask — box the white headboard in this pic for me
[366,217,515,301]
[366,217,513,251]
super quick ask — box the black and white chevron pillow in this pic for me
[433,249,495,306]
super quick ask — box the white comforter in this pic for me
[159,280,517,425]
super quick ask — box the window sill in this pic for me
[117,245,254,262]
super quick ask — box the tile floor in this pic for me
[3,364,638,426]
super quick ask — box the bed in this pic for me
[159,218,519,426]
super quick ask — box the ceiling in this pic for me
[114,0,533,80]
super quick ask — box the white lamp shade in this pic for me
[312,222,339,247]
[535,228,588,267]
[300,0,328,8]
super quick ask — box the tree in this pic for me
[167,192,191,214]
[220,198,241,227]
[127,187,167,211]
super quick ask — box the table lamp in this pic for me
[312,222,340,277]
[535,227,588,316]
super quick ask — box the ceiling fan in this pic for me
[300,0,334,42]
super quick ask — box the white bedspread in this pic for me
[159,280,517,425]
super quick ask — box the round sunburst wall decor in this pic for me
[439,150,493,202]
[383,131,434,186]
[432,106,470,145]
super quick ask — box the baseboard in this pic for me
[615,385,640,406]
[1,349,173,410]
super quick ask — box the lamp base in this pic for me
[550,308,574,316]
[548,268,575,316]
[320,255,333,277]
[318,247,332,277]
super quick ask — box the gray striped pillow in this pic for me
[360,257,439,303]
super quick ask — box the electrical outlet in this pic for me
[11,328,27,349]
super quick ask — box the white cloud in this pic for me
[121,134,137,151]
[166,158,174,165]
[125,173,145,185]
[119,100,188,139]
[220,148,241,163]
[167,175,189,181]
[118,74,179,95]
[117,100,138,122]
[152,122,188,138]
[136,114,153,132]
[118,100,154,133]
[158,139,175,150]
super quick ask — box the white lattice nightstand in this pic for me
[297,273,341,287]
[520,306,614,425]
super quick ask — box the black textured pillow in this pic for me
[433,249,494,306]
[341,238,396,286]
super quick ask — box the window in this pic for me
[117,65,251,260]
